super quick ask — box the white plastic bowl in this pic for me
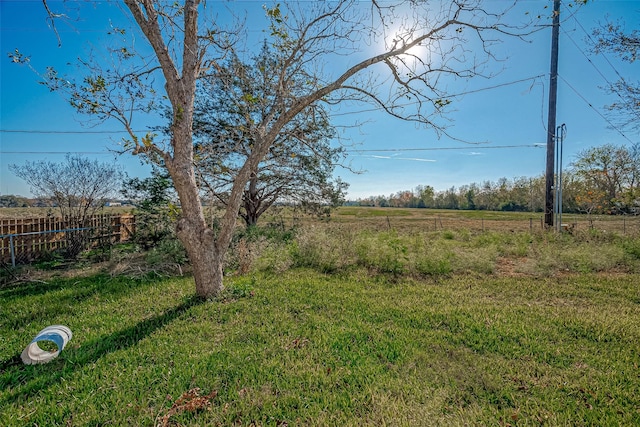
[21,325,73,365]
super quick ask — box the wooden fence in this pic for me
[0,214,135,265]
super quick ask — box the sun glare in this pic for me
[383,23,431,62]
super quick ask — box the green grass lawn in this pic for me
[1,269,639,426]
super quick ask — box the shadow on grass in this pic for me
[0,273,157,302]
[0,274,166,331]
[0,295,204,405]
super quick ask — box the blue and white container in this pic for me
[21,325,73,365]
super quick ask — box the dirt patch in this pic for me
[494,257,531,278]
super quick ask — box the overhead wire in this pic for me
[556,11,638,143]
[0,75,548,134]
[0,144,543,156]
[0,151,114,155]
[329,74,546,118]
[562,27,617,89]
[3,6,633,150]
[562,22,640,122]
[557,73,636,144]
[347,144,543,153]
[1,128,227,135]
[0,129,140,134]
[572,14,629,84]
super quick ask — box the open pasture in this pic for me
[330,207,640,236]
[2,206,639,237]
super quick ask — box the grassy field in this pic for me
[1,270,639,426]
[330,207,640,236]
[3,205,640,234]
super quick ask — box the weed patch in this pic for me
[268,224,640,279]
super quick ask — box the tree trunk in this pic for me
[244,213,258,227]
[189,240,224,299]
[242,195,260,227]
[242,174,261,227]
[175,214,224,298]
[168,87,227,298]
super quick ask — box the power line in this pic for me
[0,129,139,134]
[0,144,543,156]
[572,15,628,84]
[0,151,113,155]
[330,74,546,117]
[561,25,640,122]
[562,28,615,87]
[347,144,544,153]
[445,75,547,98]
[557,73,636,144]
[0,75,547,134]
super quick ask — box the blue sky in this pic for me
[1,0,639,200]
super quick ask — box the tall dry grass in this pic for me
[230,220,640,279]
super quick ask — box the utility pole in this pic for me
[544,0,561,228]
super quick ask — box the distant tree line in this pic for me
[0,196,101,209]
[351,143,640,215]
[0,195,33,208]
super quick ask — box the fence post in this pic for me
[10,235,16,267]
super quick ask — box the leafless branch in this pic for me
[41,0,66,47]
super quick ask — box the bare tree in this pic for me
[19,0,530,298]
[10,154,123,224]
[10,154,123,256]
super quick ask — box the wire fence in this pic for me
[439,215,640,235]
[328,213,640,236]
[0,214,135,267]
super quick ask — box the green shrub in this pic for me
[253,244,293,273]
[290,227,345,273]
[223,278,256,299]
[146,238,188,266]
[415,256,453,276]
[354,231,408,275]
[622,238,640,259]
[237,224,295,244]
[453,245,498,274]
[33,249,65,270]
[442,230,455,240]
[559,244,626,273]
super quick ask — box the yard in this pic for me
[2,273,639,425]
[1,208,639,425]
